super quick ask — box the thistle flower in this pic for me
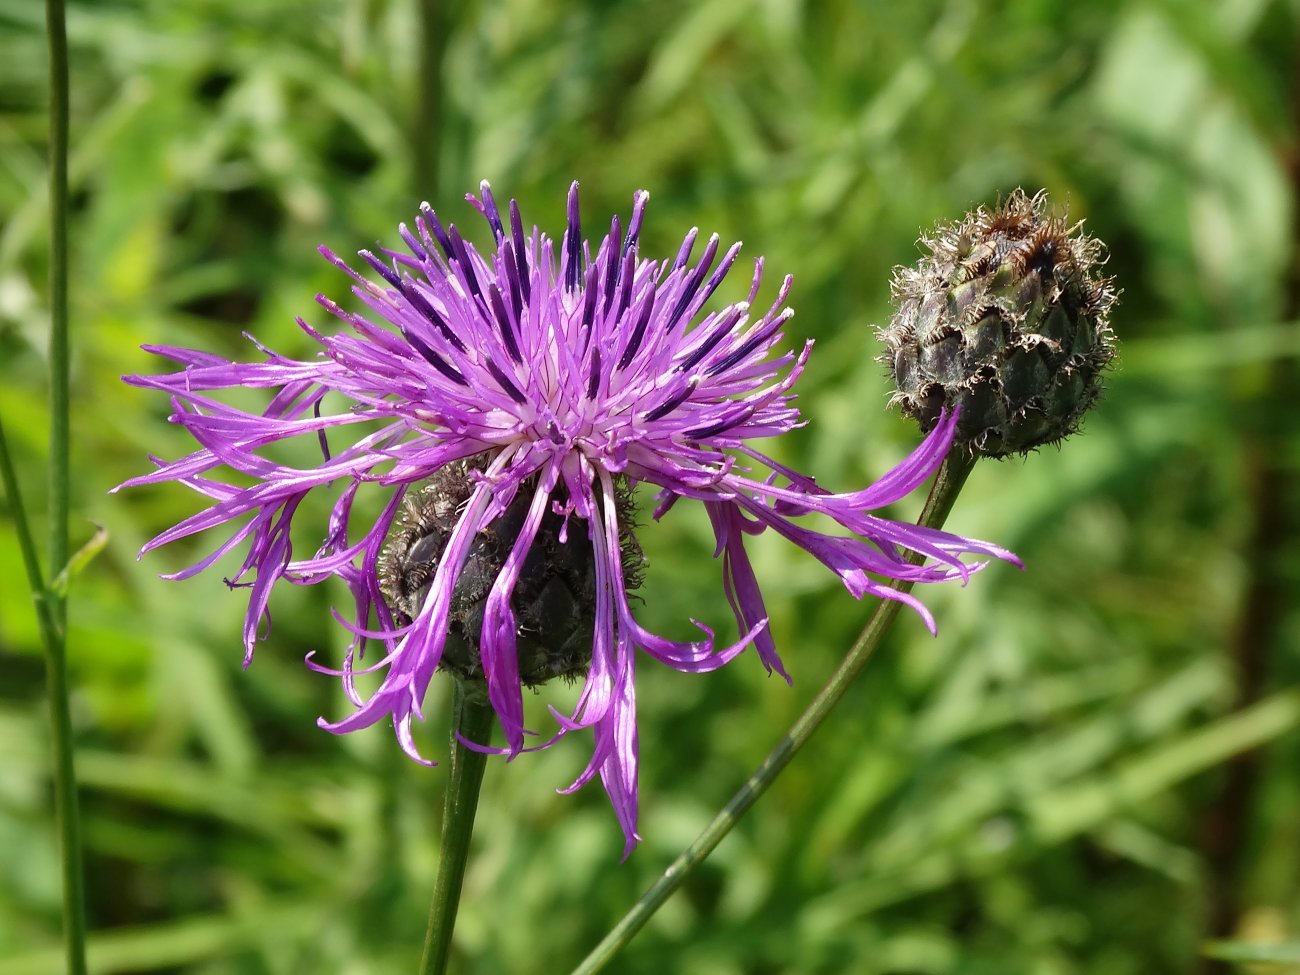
[879,189,1119,456]
[117,182,1015,853]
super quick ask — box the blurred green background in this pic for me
[2,0,1299,972]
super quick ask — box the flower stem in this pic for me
[418,681,494,975]
[0,421,60,660]
[0,419,86,975]
[570,449,979,975]
[413,0,448,201]
[47,0,70,598]
[41,0,88,972]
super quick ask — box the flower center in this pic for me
[379,457,642,686]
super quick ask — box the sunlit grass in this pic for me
[1,1,1297,972]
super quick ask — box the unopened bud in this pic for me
[879,189,1119,457]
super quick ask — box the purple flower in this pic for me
[117,182,1014,853]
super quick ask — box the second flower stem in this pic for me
[571,449,978,975]
[418,680,494,975]
[42,1,88,973]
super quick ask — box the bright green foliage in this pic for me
[1,1,1298,973]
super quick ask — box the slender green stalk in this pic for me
[413,0,447,201]
[40,2,88,974]
[47,0,70,620]
[0,422,87,975]
[0,420,60,655]
[418,682,494,975]
[571,451,978,975]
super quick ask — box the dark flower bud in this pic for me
[879,189,1119,457]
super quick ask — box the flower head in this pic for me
[879,189,1119,456]
[118,182,1014,853]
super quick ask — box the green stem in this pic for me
[418,682,494,975]
[47,0,70,623]
[413,0,447,201]
[0,420,60,656]
[0,419,86,975]
[42,1,88,973]
[570,450,978,975]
